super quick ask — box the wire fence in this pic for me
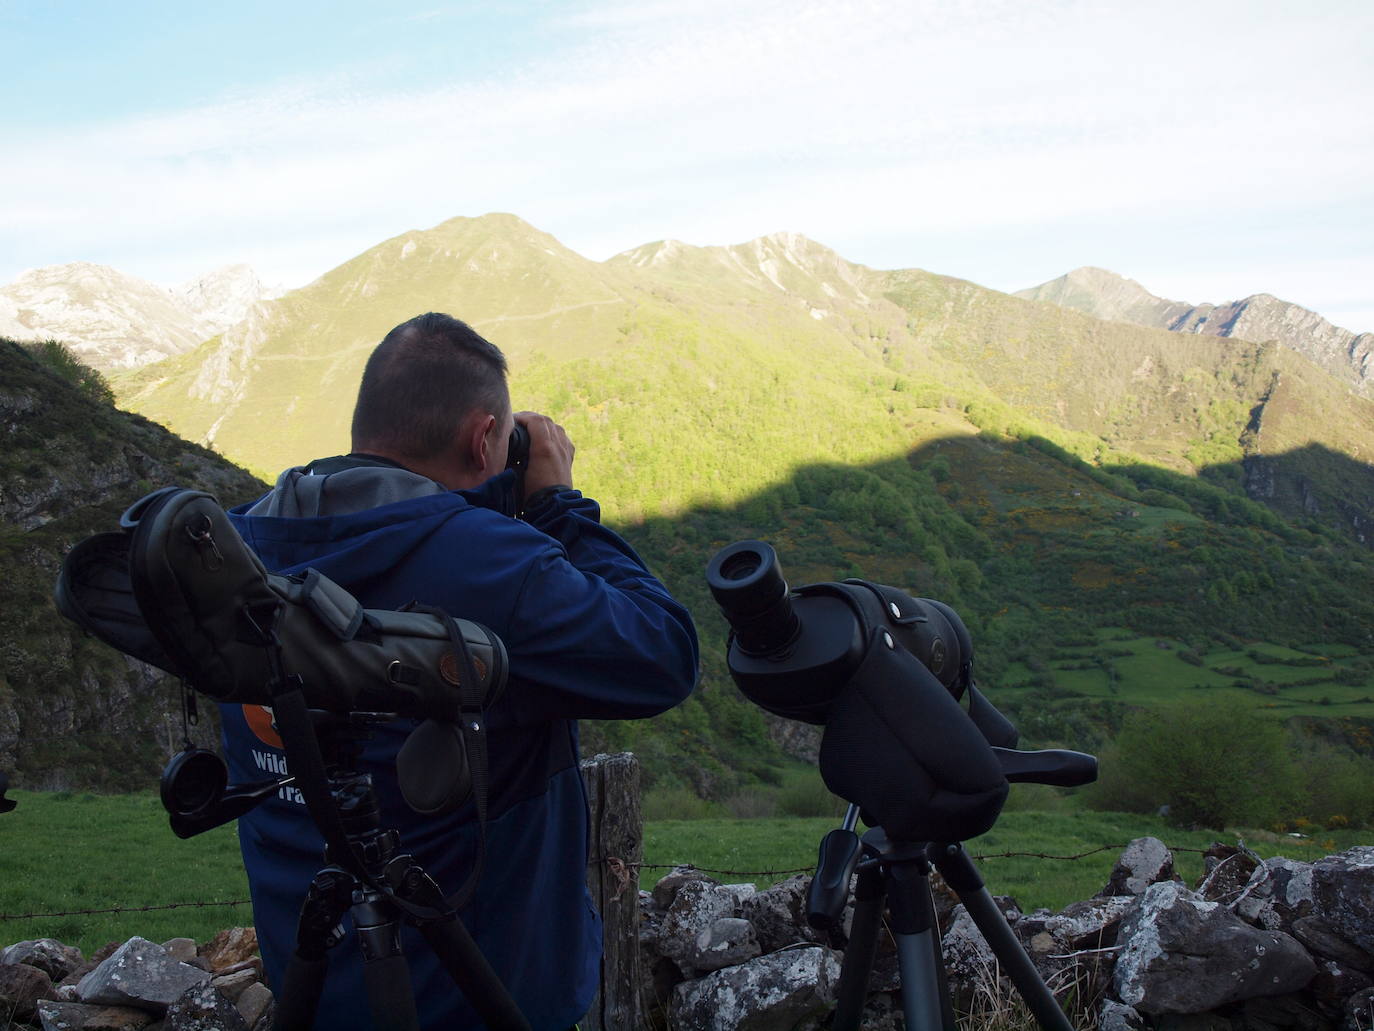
[0,843,1215,923]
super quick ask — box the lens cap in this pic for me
[160,746,228,819]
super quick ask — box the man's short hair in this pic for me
[351,313,509,460]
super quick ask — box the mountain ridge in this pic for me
[1016,266,1373,398]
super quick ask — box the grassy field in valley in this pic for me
[3,791,1369,957]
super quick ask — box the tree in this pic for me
[1086,701,1297,829]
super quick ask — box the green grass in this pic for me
[3,791,1370,959]
[0,791,249,955]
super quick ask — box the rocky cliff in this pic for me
[0,338,265,789]
[1017,267,1373,399]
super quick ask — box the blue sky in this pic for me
[3,0,1372,331]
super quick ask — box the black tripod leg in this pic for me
[886,860,951,1031]
[931,844,1074,1031]
[418,916,532,1031]
[833,864,885,1031]
[353,897,421,1031]
[274,869,354,1031]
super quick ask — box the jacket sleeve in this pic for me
[495,488,699,723]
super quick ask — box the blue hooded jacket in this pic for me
[220,462,698,1030]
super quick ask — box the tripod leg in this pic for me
[886,860,951,1031]
[418,917,532,1031]
[931,844,1074,1031]
[832,864,884,1031]
[352,897,421,1031]
[274,869,353,1031]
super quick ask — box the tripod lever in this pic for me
[992,747,1097,787]
[807,827,863,930]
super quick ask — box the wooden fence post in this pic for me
[580,752,643,1031]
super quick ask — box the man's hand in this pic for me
[514,411,575,499]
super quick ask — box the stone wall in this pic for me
[638,839,1374,1031]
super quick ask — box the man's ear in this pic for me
[467,412,498,474]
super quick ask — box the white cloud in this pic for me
[1,0,1369,323]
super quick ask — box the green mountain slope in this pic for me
[0,339,266,788]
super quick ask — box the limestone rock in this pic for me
[669,946,841,1031]
[36,999,153,1029]
[1114,881,1317,1014]
[1046,895,1137,950]
[77,937,209,1013]
[165,981,249,1031]
[1235,857,1314,934]
[1312,847,1374,955]
[739,875,827,954]
[1292,915,1374,973]
[940,905,996,980]
[0,961,54,1024]
[196,930,258,974]
[651,866,719,910]
[1101,837,1179,897]
[3,939,85,981]
[657,880,740,976]
[160,939,197,965]
[208,967,259,1003]
[1196,844,1260,904]
[1342,987,1374,1031]
[233,982,273,1029]
[1099,999,1147,1030]
[691,917,761,973]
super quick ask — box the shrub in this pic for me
[643,786,718,822]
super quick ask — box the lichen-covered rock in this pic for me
[3,938,84,981]
[77,937,209,1013]
[1100,837,1179,897]
[669,947,841,1031]
[1099,998,1147,1030]
[1342,986,1374,1031]
[651,866,719,910]
[1235,857,1314,935]
[658,880,743,976]
[692,917,761,973]
[1114,881,1316,1014]
[1046,895,1137,950]
[1195,844,1260,904]
[1292,915,1374,973]
[165,981,249,1031]
[940,905,995,979]
[35,998,154,1029]
[739,875,827,954]
[1312,847,1374,955]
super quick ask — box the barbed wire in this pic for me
[0,842,1222,922]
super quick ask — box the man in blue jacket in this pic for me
[220,312,699,1029]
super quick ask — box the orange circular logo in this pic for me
[243,705,284,749]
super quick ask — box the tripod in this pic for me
[271,713,530,1031]
[811,802,1079,1031]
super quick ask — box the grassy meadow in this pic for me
[2,789,1369,957]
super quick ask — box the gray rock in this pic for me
[1046,895,1137,950]
[0,961,54,1024]
[1313,847,1374,954]
[940,905,996,980]
[739,875,827,954]
[1292,915,1374,973]
[1196,843,1260,903]
[1309,958,1374,1014]
[1238,992,1332,1031]
[1099,999,1147,1031]
[207,968,258,1004]
[669,946,841,1031]
[657,881,741,976]
[165,981,249,1031]
[4,939,85,981]
[1114,880,1317,1015]
[159,940,197,965]
[722,883,758,906]
[1235,856,1314,934]
[691,917,762,972]
[77,937,210,1013]
[36,999,154,1030]
[651,866,719,910]
[233,982,272,1029]
[1100,837,1179,897]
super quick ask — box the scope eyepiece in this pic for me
[706,541,801,656]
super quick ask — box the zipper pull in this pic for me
[185,513,224,571]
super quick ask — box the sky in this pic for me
[2,0,1372,331]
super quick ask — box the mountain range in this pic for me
[0,262,281,373]
[1016,266,1373,399]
